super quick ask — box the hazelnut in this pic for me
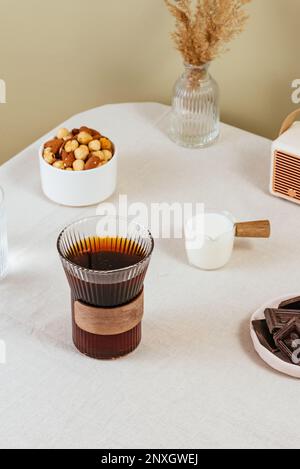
[57,128,70,139]
[100,137,112,151]
[43,152,56,165]
[81,127,101,138]
[102,150,113,161]
[91,151,104,159]
[65,167,73,171]
[53,160,65,169]
[74,145,89,161]
[72,128,80,136]
[77,131,93,145]
[73,159,85,171]
[88,139,101,152]
[85,156,101,170]
[65,139,79,153]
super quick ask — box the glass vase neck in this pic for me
[183,63,210,86]
[184,63,210,72]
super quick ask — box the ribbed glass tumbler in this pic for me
[169,63,220,148]
[57,216,154,359]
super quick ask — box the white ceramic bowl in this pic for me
[250,293,300,378]
[39,141,118,207]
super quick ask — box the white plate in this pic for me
[250,293,300,378]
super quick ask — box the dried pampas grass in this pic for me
[165,0,251,65]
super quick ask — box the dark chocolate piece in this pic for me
[264,308,300,334]
[279,296,300,310]
[252,319,279,353]
[274,319,300,365]
[274,350,292,363]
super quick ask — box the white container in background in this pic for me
[39,142,118,207]
[184,211,236,270]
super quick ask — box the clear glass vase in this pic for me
[169,63,220,148]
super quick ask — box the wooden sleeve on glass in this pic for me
[74,290,144,336]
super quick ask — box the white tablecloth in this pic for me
[0,103,299,449]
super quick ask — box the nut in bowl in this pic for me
[39,126,117,206]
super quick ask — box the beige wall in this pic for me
[0,0,299,164]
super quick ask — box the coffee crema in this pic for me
[67,236,145,272]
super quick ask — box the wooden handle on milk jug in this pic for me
[235,220,271,238]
